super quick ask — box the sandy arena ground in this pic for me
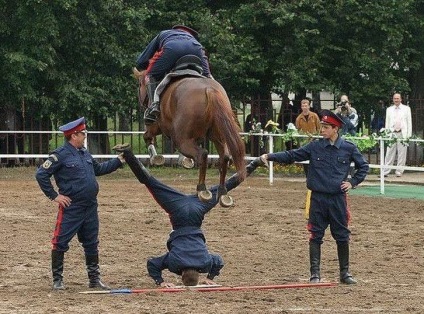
[0,167,423,313]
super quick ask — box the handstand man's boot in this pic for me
[309,241,321,283]
[246,157,267,175]
[144,75,160,124]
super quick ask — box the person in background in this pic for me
[295,98,321,175]
[370,100,386,135]
[382,93,412,177]
[259,110,369,285]
[335,95,358,135]
[112,144,260,287]
[35,117,125,290]
[135,25,212,123]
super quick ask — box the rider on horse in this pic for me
[135,25,212,124]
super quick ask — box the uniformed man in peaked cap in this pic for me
[319,109,345,128]
[258,109,369,285]
[36,117,125,290]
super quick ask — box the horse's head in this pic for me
[133,67,147,110]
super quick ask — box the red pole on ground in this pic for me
[79,282,337,294]
[185,282,337,293]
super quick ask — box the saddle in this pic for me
[172,55,203,74]
[154,55,205,103]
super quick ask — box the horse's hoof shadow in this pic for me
[150,155,165,166]
[219,195,233,208]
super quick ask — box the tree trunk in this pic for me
[89,115,109,155]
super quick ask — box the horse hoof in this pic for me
[181,157,195,169]
[198,190,212,202]
[150,155,165,166]
[219,195,233,208]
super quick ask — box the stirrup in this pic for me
[144,105,159,124]
[144,111,157,124]
[149,102,160,115]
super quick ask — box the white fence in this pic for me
[0,130,423,194]
[258,132,424,194]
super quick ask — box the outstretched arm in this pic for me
[206,254,224,281]
[147,255,172,287]
[223,158,265,192]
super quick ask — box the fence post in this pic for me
[268,133,274,185]
[379,137,385,194]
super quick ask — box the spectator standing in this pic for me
[295,99,321,175]
[370,100,386,135]
[335,95,359,134]
[383,93,412,177]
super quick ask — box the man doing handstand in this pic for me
[113,145,260,287]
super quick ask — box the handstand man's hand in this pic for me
[160,282,176,288]
[259,154,269,168]
[117,153,125,164]
[201,278,217,285]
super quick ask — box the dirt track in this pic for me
[1,167,424,313]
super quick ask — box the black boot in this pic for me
[86,254,111,290]
[309,241,321,283]
[113,145,151,184]
[246,158,261,175]
[51,250,65,290]
[337,242,357,284]
[144,76,160,124]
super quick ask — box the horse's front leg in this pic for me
[179,153,195,169]
[143,135,165,166]
[218,154,233,207]
[197,149,212,202]
[178,141,211,202]
[196,148,212,202]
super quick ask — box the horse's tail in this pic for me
[206,88,246,181]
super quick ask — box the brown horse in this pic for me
[134,68,246,207]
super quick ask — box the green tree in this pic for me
[2,0,424,138]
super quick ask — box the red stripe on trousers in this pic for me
[51,205,64,250]
[145,48,164,75]
[344,193,351,224]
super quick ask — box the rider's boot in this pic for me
[144,75,160,124]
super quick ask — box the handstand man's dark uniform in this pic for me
[115,146,259,286]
